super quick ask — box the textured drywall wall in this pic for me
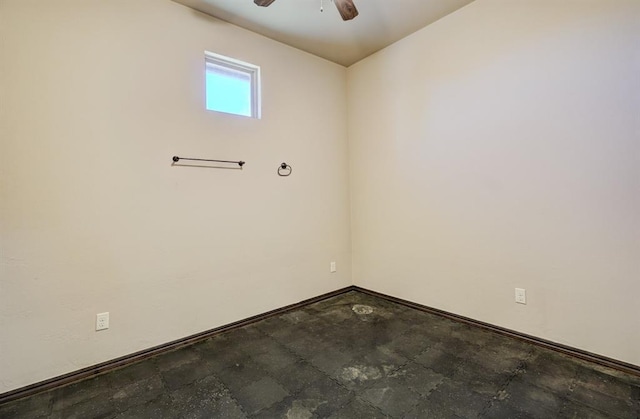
[0,0,351,392]
[348,0,640,365]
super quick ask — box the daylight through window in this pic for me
[205,52,260,118]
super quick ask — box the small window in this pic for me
[205,51,261,118]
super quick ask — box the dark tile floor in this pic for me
[2,291,639,418]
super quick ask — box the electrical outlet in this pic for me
[330,261,336,273]
[96,312,109,331]
[515,288,526,305]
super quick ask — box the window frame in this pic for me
[204,51,261,119]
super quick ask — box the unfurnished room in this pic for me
[0,0,639,418]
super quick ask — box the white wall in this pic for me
[0,0,351,392]
[348,0,640,365]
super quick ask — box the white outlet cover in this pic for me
[96,312,110,331]
[515,288,526,305]
[330,262,336,273]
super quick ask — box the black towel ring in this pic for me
[278,162,292,177]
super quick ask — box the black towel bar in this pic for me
[172,156,245,167]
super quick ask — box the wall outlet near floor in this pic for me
[330,261,336,273]
[515,288,526,305]
[96,312,109,331]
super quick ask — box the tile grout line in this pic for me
[477,348,536,417]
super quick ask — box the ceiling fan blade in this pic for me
[254,0,276,6]
[334,0,359,21]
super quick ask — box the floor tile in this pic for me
[50,374,113,412]
[412,344,466,377]
[3,291,639,419]
[412,378,492,419]
[170,375,247,419]
[558,400,624,419]
[232,376,289,415]
[326,397,390,419]
[267,359,325,394]
[359,380,421,417]
[501,378,564,417]
[0,391,53,419]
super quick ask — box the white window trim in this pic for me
[205,51,261,119]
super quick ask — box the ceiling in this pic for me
[173,0,475,67]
